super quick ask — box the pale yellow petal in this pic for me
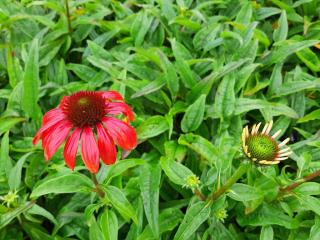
[254,122,262,134]
[278,138,290,148]
[275,156,289,161]
[265,120,273,134]
[279,147,291,153]
[278,151,292,157]
[271,129,281,139]
[251,124,256,135]
[259,160,279,165]
[261,122,269,134]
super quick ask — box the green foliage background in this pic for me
[0,0,320,239]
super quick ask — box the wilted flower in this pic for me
[242,121,292,165]
[33,91,137,173]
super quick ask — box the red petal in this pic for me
[102,117,137,150]
[42,108,65,125]
[63,128,82,170]
[96,123,117,165]
[81,127,100,173]
[33,109,66,145]
[102,91,124,102]
[43,119,72,161]
[105,102,135,122]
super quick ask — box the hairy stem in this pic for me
[91,173,105,198]
[279,169,320,195]
[64,0,72,33]
[209,163,249,202]
[194,188,206,201]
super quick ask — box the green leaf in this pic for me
[181,94,206,132]
[234,98,299,119]
[214,74,235,118]
[299,194,320,215]
[87,56,120,78]
[236,1,252,25]
[99,209,118,240]
[9,152,33,190]
[138,208,183,240]
[103,185,138,224]
[296,48,320,72]
[267,63,283,96]
[262,40,320,65]
[131,76,166,99]
[173,201,211,240]
[0,201,35,230]
[22,38,40,120]
[164,141,187,162]
[187,59,249,102]
[28,204,58,225]
[139,162,161,238]
[298,109,320,123]
[193,23,220,51]
[174,60,197,89]
[30,173,93,198]
[160,157,194,186]
[273,80,320,97]
[89,216,104,240]
[237,203,298,229]
[158,50,179,99]
[0,117,25,136]
[7,45,22,88]
[273,10,288,42]
[228,184,263,202]
[178,133,219,165]
[171,16,201,30]
[131,11,153,47]
[0,132,12,177]
[158,0,176,21]
[170,38,192,60]
[310,216,320,240]
[294,182,320,195]
[137,115,169,140]
[67,63,98,82]
[105,158,145,184]
[260,226,274,240]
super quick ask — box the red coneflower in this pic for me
[33,91,137,173]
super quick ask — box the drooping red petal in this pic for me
[58,96,69,110]
[96,123,117,165]
[43,119,73,161]
[101,91,124,102]
[102,117,137,150]
[33,109,66,145]
[63,128,82,170]
[81,127,100,173]
[105,102,135,122]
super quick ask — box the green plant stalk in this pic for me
[209,163,249,202]
[64,0,72,33]
[91,173,105,198]
[278,169,320,197]
[194,188,206,201]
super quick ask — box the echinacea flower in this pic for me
[241,121,292,165]
[33,90,137,173]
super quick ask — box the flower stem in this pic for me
[64,0,72,33]
[194,188,206,201]
[208,163,249,203]
[279,169,320,195]
[91,173,105,198]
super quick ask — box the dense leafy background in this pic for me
[0,0,320,239]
